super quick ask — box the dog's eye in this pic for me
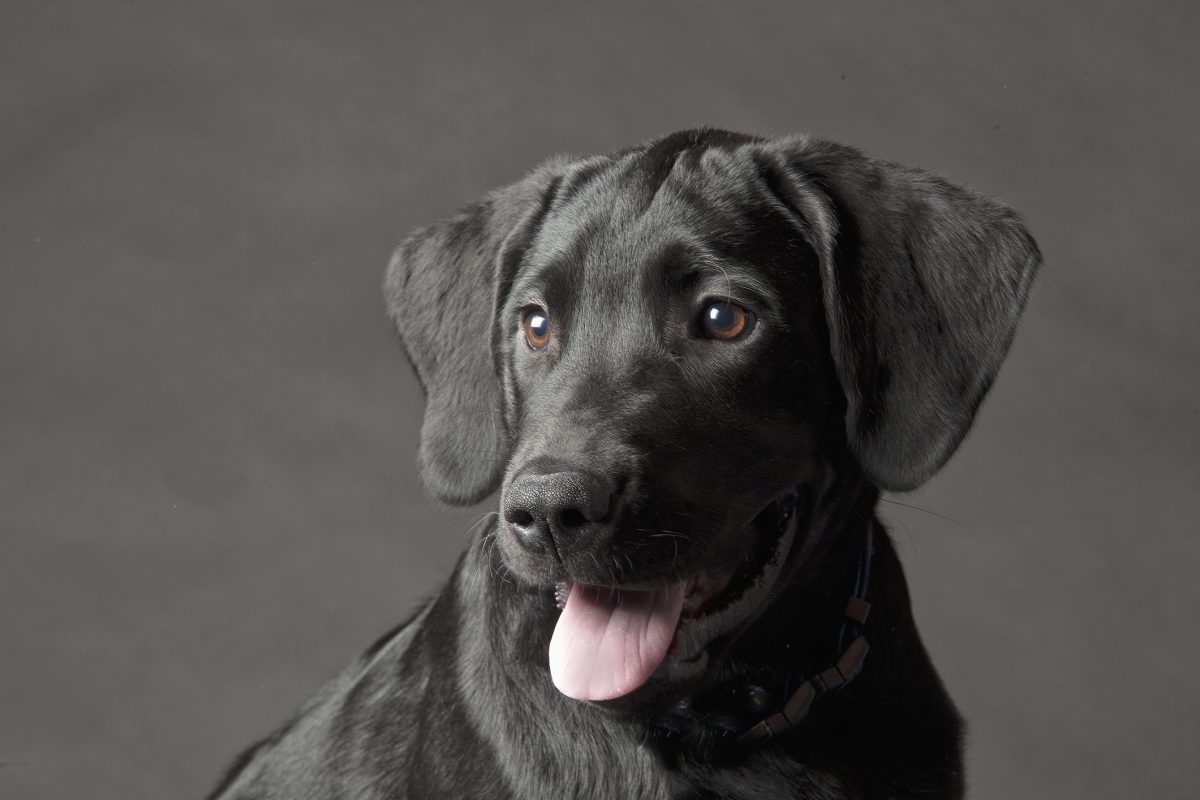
[522,307,551,350]
[700,300,755,341]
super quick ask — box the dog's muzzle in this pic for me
[546,492,801,703]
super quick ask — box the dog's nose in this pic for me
[503,469,615,560]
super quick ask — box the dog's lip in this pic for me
[552,490,799,660]
[553,571,731,607]
[681,570,735,618]
[669,491,798,659]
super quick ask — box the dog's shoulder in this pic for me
[207,602,437,800]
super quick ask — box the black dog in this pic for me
[209,129,1039,799]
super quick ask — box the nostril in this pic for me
[558,508,587,529]
[508,509,535,527]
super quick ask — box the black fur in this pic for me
[209,129,1039,799]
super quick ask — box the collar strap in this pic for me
[736,603,870,744]
[738,525,874,744]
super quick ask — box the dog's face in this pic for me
[387,129,1038,713]
[492,139,841,704]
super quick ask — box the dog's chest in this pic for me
[483,747,847,800]
[515,748,848,800]
[458,699,847,800]
[670,758,847,800]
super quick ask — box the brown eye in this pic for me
[700,300,755,341]
[522,307,551,350]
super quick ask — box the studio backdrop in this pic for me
[1,2,1196,799]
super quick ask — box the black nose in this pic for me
[503,469,615,560]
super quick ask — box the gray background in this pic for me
[2,1,1197,798]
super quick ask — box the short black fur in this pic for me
[209,129,1039,799]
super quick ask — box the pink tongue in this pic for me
[549,582,685,701]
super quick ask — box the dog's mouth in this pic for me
[547,492,798,703]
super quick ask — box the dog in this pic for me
[208,128,1039,799]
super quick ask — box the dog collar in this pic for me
[650,524,875,750]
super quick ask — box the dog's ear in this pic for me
[384,156,573,506]
[762,137,1040,491]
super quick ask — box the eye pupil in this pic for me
[707,302,736,331]
[701,300,751,340]
[522,307,551,350]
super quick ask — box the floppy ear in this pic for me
[384,156,573,506]
[762,137,1041,491]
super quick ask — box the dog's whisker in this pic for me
[450,510,499,523]
[487,555,512,585]
[879,497,965,528]
[480,532,499,564]
[465,512,499,536]
[642,530,689,539]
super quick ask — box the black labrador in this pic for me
[209,129,1039,799]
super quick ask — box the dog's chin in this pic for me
[543,491,801,718]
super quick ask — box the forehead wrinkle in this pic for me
[688,149,764,219]
[631,153,763,247]
[546,141,760,253]
[553,155,617,209]
[603,143,693,225]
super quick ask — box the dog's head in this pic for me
[386,129,1038,710]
